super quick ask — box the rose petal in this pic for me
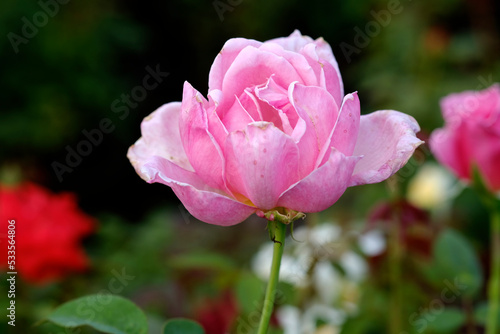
[255,76,296,135]
[349,110,423,186]
[209,38,262,92]
[128,102,193,180]
[267,30,343,104]
[277,148,359,212]
[258,42,318,88]
[207,108,228,150]
[289,83,340,176]
[180,82,226,190]
[218,45,304,114]
[266,29,314,53]
[140,156,210,190]
[468,122,500,191]
[255,75,290,112]
[236,87,284,129]
[316,92,360,168]
[441,84,500,124]
[429,122,471,182]
[222,97,255,132]
[329,92,360,157]
[139,156,255,226]
[432,119,500,191]
[236,89,263,121]
[300,43,343,108]
[172,185,256,226]
[225,122,300,210]
[268,30,341,87]
[312,37,343,93]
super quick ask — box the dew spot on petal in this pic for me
[343,129,347,134]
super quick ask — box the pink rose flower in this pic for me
[128,31,422,226]
[430,84,500,192]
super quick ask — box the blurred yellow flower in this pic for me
[407,163,459,209]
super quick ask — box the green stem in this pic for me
[257,221,286,334]
[487,207,500,334]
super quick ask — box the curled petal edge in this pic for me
[349,110,423,187]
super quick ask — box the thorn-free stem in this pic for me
[257,220,286,334]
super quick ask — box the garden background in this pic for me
[1,0,499,333]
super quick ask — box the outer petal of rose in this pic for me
[269,30,341,85]
[172,185,256,226]
[289,83,340,177]
[140,156,255,226]
[301,43,343,107]
[277,148,359,212]
[468,122,500,191]
[128,102,193,180]
[266,30,314,53]
[209,38,262,92]
[328,92,360,157]
[179,82,226,190]
[349,110,423,186]
[429,123,471,182]
[225,122,300,210]
[313,36,342,85]
[206,89,229,147]
[440,84,500,123]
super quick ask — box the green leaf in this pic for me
[43,294,148,334]
[235,272,265,314]
[424,307,466,333]
[163,318,205,334]
[168,252,236,272]
[433,228,483,298]
[473,302,500,325]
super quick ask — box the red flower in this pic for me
[368,199,433,257]
[195,291,239,334]
[0,182,95,284]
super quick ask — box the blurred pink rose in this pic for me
[430,84,500,192]
[128,30,422,226]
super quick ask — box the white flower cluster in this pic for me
[251,222,386,334]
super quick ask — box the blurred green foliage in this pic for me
[0,0,146,154]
